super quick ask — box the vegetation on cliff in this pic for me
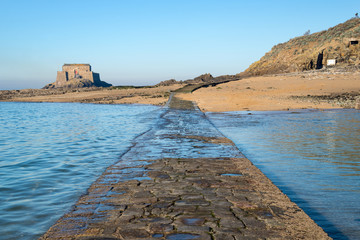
[245,18,360,75]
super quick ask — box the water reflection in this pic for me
[207,109,360,240]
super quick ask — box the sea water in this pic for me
[2,102,360,240]
[207,109,360,240]
[0,102,160,240]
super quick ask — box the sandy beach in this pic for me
[178,70,360,112]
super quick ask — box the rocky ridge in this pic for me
[156,73,240,90]
[245,18,360,76]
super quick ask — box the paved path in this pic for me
[41,94,330,239]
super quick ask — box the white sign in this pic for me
[327,59,336,66]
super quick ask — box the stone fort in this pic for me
[44,63,111,89]
[55,64,105,88]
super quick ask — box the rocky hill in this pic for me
[245,18,360,76]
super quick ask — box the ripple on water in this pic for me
[207,109,360,240]
[0,102,161,240]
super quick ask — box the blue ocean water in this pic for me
[2,102,360,240]
[0,102,160,240]
[207,109,360,240]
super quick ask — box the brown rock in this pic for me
[355,100,360,109]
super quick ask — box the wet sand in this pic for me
[41,93,330,239]
[178,71,360,112]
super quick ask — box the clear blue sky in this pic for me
[0,0,358,89]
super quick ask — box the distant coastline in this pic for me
[0,84,183,106]
[1,68,359,111]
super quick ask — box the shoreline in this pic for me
[2,70,359,112]
[40,93,331,239]
[0,84,184,106]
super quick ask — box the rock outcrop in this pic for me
[245,18,360,76]
[155,79,178,87]
[192,73,214,83]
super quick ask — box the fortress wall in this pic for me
[92,73,101,84]
[62,65,92,80]
[55,71,68,87]
[81,72,94,81]
[64,70,75,79]
[62,70,91,79]
[62,65,91,72]
[60,64,95,81]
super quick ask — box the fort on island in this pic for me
[44,63,111,89]
[56,64,99,86]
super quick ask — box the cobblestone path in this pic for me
[41,94,330,239]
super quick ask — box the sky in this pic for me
[0,0,358,89]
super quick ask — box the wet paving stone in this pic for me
[181,218,205,226]
[40,93,331,240]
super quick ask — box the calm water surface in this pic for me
[0,102,160,240]
[207,109,360,240]
[2,102,360,240]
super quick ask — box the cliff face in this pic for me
[245,18,360,76]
